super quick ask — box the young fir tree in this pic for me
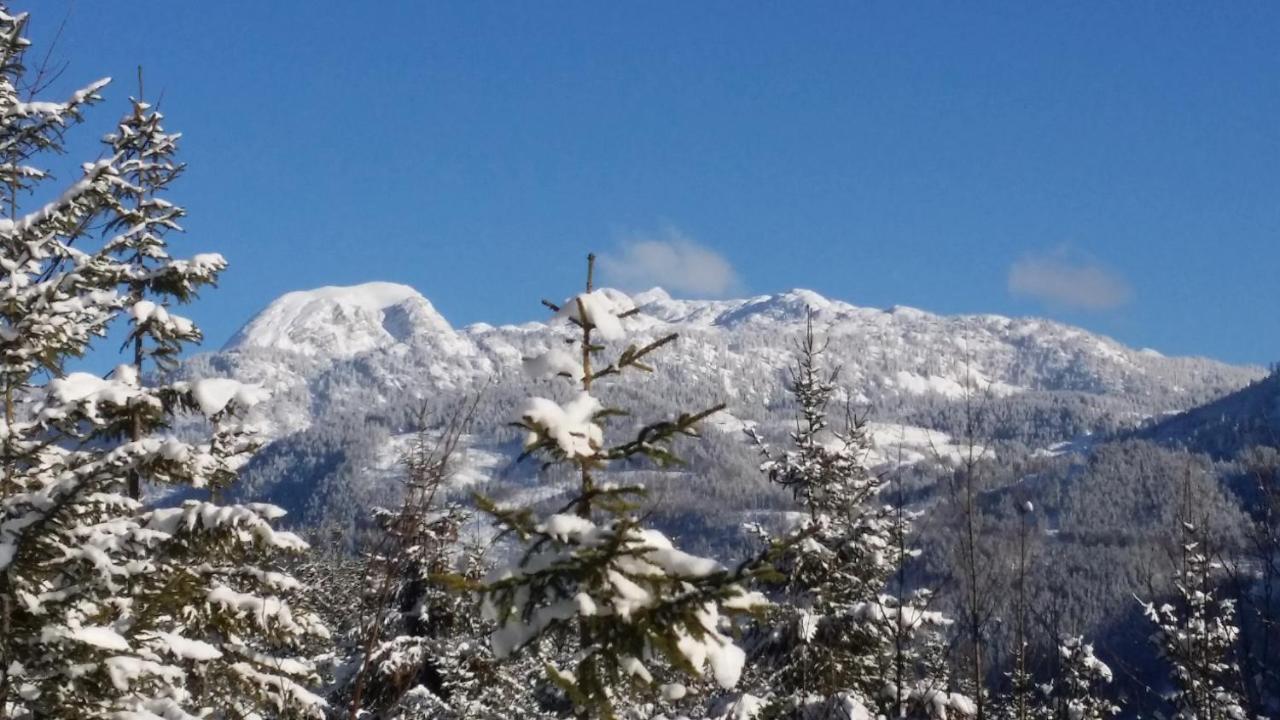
[478,254,769,720]
[0,9,328,716]
[1032,637,1119,720]
[743,311,959,720]
[101,77,214,500]
[1141,516,1246,720]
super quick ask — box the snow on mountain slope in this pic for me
[186,282,1264,528]
[1134,370,1280,458]
[204,282,1263,440]
[223,282,452,358]
[632,288,842,327]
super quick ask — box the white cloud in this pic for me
[1008,248,1133,311]
[598,229,741,297]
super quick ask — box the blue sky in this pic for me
[33,1,1279,365]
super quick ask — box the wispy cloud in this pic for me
[598,228,741,297]
[1008,248,1133,311]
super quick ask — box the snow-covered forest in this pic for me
[2,4,1278,719]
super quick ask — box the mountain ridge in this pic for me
[170,280,1265,537]
[221,281,1254,370]
[1135,370,1280,458]
[183,281,1265,458]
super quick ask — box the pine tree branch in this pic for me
[605,403,725,462]
[589,333,678,382]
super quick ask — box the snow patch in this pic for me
[71,626,130,651]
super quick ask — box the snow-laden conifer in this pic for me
[102,82,225,498]
[478,254,770,719]
[1141,517,1245,720]
[1032,637,1119,720]
[0,8,132,714]
[743,311,962,720]
[0,9,327,715]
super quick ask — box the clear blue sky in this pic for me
[33,1,1279,365]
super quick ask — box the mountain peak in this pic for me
[629,287,846,327]
[631,287,672,305]
[777,288,832,307]
[712,288,844,326]
[224,281,451,358]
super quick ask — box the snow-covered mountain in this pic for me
[218,281,1256,403]
[223,281,452,358]
[178,281,1263,528]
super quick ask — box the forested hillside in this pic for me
[1134,369,1280,458]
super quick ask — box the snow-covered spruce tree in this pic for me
[1031,637,1118,720]
[337,403,549,720]
[87,79,330,719]
[1141,515,1245,720]
[478,254,769,720]
[742,311,960,720]
[0,11,327,716]
[101,79,219,499]
[0,7,134,713]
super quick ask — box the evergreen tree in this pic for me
[0,8,327,716]
[743,311,960,720]
[0,7,127,714]
[1032,637,1119,720]
[101,76,219,499]
[478,254,770,720]
[1141,517,1246,720]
